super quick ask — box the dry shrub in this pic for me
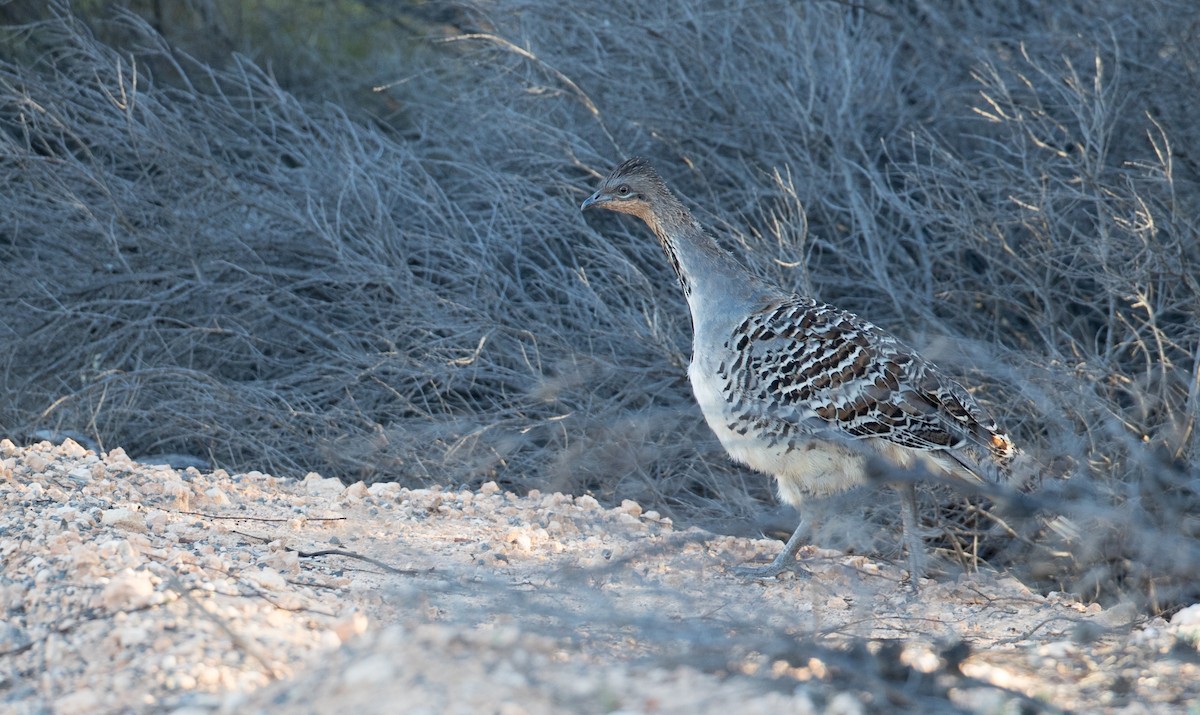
[1,1,1198,610]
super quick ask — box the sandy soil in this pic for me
[1,438,1197,714]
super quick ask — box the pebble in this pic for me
[334,612,370,643]
[24,452,49,473]
[101,506,146,530]
[204,486,232,506]
[104,447,135,466]
[246,567,288,592]
[1170,603,1200,645]
[56,438,90,458]
[0,441,1187,715]
[100,568,158,610]
[55,688,100,715]
[342,653,396,686]
[342,481,369,500]
[303,472,344,498]
[368,482,402,499]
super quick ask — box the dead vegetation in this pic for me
[1,1,1198,612]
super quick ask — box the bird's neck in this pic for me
[644,196,773,311]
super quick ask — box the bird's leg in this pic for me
[732,517,813,579]
[897,482,929,583]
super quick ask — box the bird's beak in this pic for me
[580,190,604,211]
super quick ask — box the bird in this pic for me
[580,157,1020,581]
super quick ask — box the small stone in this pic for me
[55,689,100,715]
[264,546,301,577]
[1170,603,1200,627]
[1038,640,1075,659]
[24,452,49,473]
[342,654,396,686]
[104,447,134,466]
[506,529,533,551]
[367,482,402,499]
[342,481,369,501]
[204,487,231,506]
[303,472,344,498]
[480,481,501,495]
[334,612,370,643]
[160,478,191,510]
[195,664,222,687]
[827,692,864,715]
[101,568,157,610]
[114,625,150,647]
[540,492,569,507]
[1171,603,1200,645]
[101,507,145,531]
[245,567,288,592]
[57,438,89,458]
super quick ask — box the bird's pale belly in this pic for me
[688,360,874,506]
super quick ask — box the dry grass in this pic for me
[1,0,1198,611]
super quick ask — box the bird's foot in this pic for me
[893,547,931,594]
[899,570,923,594]
[901,531,930,584]
[731,557,812,580]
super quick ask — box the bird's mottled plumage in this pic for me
[722,296,1015,470]
[582,157,1018,579]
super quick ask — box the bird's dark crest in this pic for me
[612,156,653,176]
[609,156,659,180]
[607,157,669,194]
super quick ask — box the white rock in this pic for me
[114,625,149,647]
[101,507,145,531]
[1171,603,1200,645]
[342,481,369,501]
[827,692,864,715]
[204,486,232,506]
[1170,603,1200,627]
[245,567,287,592]
[100,568,157,610]
[302,472,344,498]
[367,482,402,499]
[55,689,100,715]
[56,438,89,458]
[23,452,48,473]
[334,612,370,643]
[341,653,396,686]
[104,447,134,466]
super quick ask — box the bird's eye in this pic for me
[616,185,630,196]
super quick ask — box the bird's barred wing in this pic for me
[719,296,1015,475]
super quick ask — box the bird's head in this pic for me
[580,157,670,222]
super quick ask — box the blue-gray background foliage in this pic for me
[1,1,1197,610]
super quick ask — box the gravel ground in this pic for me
[1,438,1197,714]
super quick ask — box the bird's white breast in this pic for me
[688,355,873,506]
